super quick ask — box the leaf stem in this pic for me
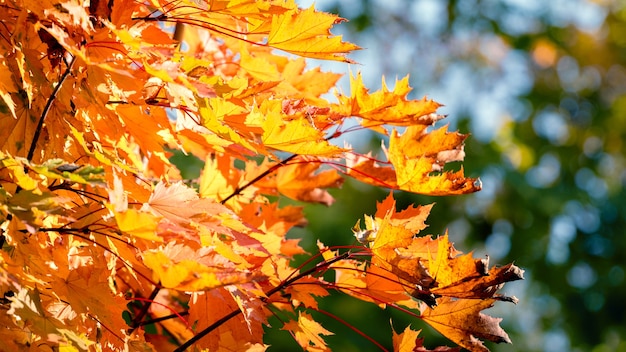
[266,251,351,298]
[220,154,298,204]
[309,307,389,352]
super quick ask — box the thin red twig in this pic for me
[129,297,193,331]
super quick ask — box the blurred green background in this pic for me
[263,0,626,351]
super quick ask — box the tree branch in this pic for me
[220,154,298,204]
[173,251,350,351]
[27,55,76,162]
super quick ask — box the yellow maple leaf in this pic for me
[114,208,162,242]
[392,326,421,352]
[267,6,359,62]
[262,109,344,156]
[388,126,482,195]
[199,154,240,203]
[143,243,259,291]
[333,72,444,127]
[239,47,281,82]
[0,154,39,192]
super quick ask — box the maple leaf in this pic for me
[239,47,281,82]
[368,193,433,249]
[0,309,31,351]
[7,288,63,339]
[1,154,40,191]
[281,59,343,103]
[143,243,260,291]
[255,160,344,206]
[389,234,524,303]
[393,324,422,352]
[283,312,333,352]
[188,287,266,351]
[199,154,242,204]
[388,125,482,195]
[283,277,330,309]
[363,262,422,309]
[6,189,66,233]
[430,260,524,302]
[8,288,94,349]
[50,266,128,335]
[393,326,461,352]
[115,105,175,156]
[267,6,360,62]
[345,125,482,196]
[354,193,522,314]
[0,57,19,118]
[420,298,511,352]
[261,107,344,156]
[142,181,232,224]
[333,72,444,128]
[114,208,162,242]
[0,89,39,158]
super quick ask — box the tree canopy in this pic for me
[0,0,527,351]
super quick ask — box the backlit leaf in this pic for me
[114,208,162,242]
[268,6,360,62]
[388,126,482,195]
[283,312,333,351]
[421,298,511,352]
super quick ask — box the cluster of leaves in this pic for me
[0,0,522,351]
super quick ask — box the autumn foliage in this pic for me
[0,0,522,351]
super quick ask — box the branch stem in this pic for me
[129,286,162,333]
[220,154,298,204]
[27,55,76,162]
[174,251,350,351]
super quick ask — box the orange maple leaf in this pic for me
[283,277,330,309]
[142,181,216,223]
[392,326,461,352]
[420,298,511,352]
[391,234,524,302]
[188,287,266,351]
[0,58,19,118]
[283,312,333,352]
[7,288,70,346]
[50,267,128,334]
[254,159,344,206]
